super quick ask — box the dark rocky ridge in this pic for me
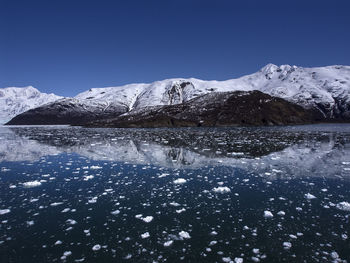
[6,90,335,127]
[85,91,318,128]
[6,98,127,125]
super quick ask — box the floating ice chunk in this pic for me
[222,257,232,262]
[169,202,180,207]
[88,197,98,204]
[251,257,260,262]
[124,254,132,259]
[179,231,191,239]
[55,240,62,245]
[50,202,63,207]
[331,251,339,259]
[173,178,187,184]
[23,181,42,188]
[66,219,77,225]
[163,240,173,247]
[234,258,243,263]
[277,211,285,216]
[213,186,231,193]
[176,208,186,214]
[92,244,101,251]
[336,201,350,211]
[63,251,72,257]
[27,220,34,226]
[83,175,94,181]
[141,232,150,239]
[263,211,274,218]
[90,166,102,170]
[142,216,153,223]
[209,240,217,246]
[135,214,143,219]
[61,208,70,213]
[283,242,292,249]
[111,210,120,215]
[158,173,169,178]
[0,209,10,215]
[304,193,316,200]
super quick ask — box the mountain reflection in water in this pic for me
[1,124,350,180]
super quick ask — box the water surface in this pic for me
[0,124,349,262]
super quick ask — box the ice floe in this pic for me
[23,181,42,188]
[0,209,10,215]
[212,186,231,193]
[336,201,350,211]
[263,210,273,218]
[173,178,187,184]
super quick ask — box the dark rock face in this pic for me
[86,91,317,128]
[6,98,127,125]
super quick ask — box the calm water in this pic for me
[0,124,350,263]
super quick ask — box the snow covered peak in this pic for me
[4,64,350,124]
[260,63,279,74]
[0,86,62,124]
[71,64,350,119]
[259,64,298,80]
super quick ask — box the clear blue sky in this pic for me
[1,0,349,97]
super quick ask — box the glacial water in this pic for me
[0,124,349,263]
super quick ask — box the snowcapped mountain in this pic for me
[75,64,350,119]
[86,90,313,128]
[5,64,350,125]
[0,86,62,124]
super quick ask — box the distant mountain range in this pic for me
[0,86,62,123]
[3,64,350,127]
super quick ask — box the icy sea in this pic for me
[0,124,350,263]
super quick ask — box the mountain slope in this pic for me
[0,86,62,124]
[75,64,350,119]
[5,64,350,126]
[6,98,127,125]
[85,91,315,128]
